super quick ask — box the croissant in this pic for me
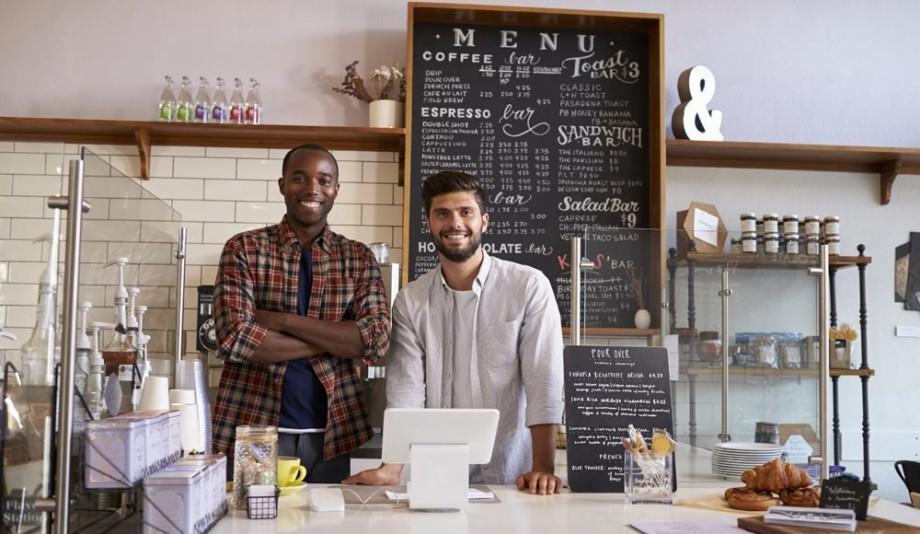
[741,458,813,493]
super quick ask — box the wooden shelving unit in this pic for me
[666,138,920,205]
[685,366,875,378]
[0,116,405,179]
[2,117,918,203]
[670,252,872,271]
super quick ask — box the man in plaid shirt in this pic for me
[212,144,390,482]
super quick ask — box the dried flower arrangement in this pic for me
[625,268,645,310]
[332,61,406,103]
[830,323,858,342]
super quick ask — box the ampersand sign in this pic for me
[672,65,724,141]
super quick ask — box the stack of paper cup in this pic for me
[139,376,170,411]
[169,388,202,454]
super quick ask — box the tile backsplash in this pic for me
[0,141,403,382]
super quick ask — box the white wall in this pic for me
[1,0,918,501]
[2,0,920,146]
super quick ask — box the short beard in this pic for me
[433,233,481,263]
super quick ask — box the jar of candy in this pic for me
[232,425,278,509]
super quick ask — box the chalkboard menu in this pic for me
[405,5,664,330]
[563,345,673,492]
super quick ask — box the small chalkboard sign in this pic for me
[819,478,872,520]
[563,345,674,492]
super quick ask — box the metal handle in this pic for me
[175,227,188,364]
[718,266,732,443]
[53,159,89,534]
[570,237,582,346]
[809,246,831,479]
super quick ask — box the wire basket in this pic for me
[245,487,280,520]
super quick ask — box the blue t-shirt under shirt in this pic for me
[278,249,328,430]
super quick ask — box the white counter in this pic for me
[212,447,920,534]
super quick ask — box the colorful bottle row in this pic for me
[158,76,262,124]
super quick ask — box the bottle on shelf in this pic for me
[176,76,194,122]
[194,76,211,123]
[211,77,229,124]
[229,77,245,124]
[245,78,262,125]
[102,257,136,386]
[20,210,62,386]
[158,75,177,122]
[87,322,108,418]
[75,302,93,396]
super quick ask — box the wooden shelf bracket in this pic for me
[880,158,901,205]
[134,127,151,180]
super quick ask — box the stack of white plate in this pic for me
[711,442,784,478]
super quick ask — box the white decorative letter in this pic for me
[672,65,724,141]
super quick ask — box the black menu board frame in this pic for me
[562,345,675,493]
[403,3,665,333]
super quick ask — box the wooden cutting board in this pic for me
[738,515,920,533]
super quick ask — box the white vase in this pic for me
[634,308,651,329]
[368,99,403,128]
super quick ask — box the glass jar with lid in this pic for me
[804,216,821,237]
[232,425,278,508]
[764,232,780,254]
[826,235,840,255]
[742,231,757,253]
[782,214,800,235]
[785,234,800,255]
[740,212,757,233]
[806,235,820,255]
[824,215,840,236]
[763,213,780,234]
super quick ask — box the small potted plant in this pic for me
[829,323,857,368]
[332,60,406,128]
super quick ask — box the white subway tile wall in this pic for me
[0,142,404,386]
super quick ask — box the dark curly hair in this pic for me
[421,171,486,215]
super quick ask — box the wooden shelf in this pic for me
[3,116,918,203]
[666,138,920,205]
[669,251,872,271]
[563,327,659,337]
[0,116,405,179]
[685,365,875,378]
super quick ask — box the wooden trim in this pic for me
[685,366,875,378]
[0,117,405,152]
[667,138,920,205]
[880,158,901,205]
[134,128,151,179]
[563,327,660,337]
[670,252,872,270]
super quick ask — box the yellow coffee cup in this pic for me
[277,456,307,486]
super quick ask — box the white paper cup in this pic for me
[174,403,202,453]
[139,376,170,411]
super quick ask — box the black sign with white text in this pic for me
[563,345,673,492]
[819,479,871,520]
[409,22,652,328]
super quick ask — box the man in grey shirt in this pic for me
[344,171,564,494]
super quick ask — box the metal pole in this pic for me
[570,237,582,346]
[174,227,188,364]
[718,266,732,443]
[53,159,88,534]
[809,245,831,481]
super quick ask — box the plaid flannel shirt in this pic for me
[212,216,390,461]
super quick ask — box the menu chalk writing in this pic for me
[563,345,673,492]
[819,479,871,520]
[409,20,653,328]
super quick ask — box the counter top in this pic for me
[211,446,920,533]
[212,484,920,534]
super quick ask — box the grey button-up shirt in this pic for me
[386,252,564,484]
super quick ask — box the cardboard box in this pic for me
[676,201,727,255]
